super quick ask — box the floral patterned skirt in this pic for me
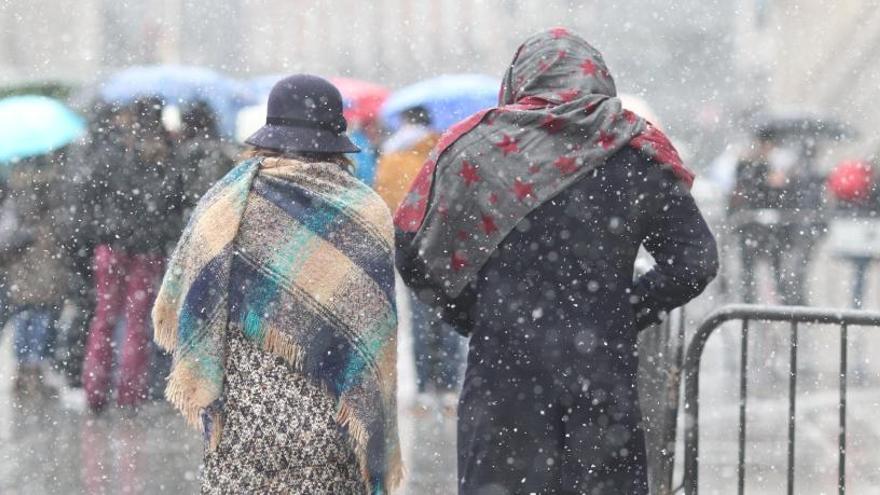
[201,331,365,494]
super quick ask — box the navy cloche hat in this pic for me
[245,74,360,154]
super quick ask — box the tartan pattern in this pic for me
[153,157,401,494]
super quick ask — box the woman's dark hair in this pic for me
[402,105,432,126]
[133,96,166,131]
[182,100,219,139]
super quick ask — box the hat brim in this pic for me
[245,123,360,154]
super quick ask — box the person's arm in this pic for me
[632,168,719,330]
[395,229,475,335]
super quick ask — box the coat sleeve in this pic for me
[395,229,475,335]
[632,167,719,330]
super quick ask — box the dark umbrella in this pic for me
[752,113,858,141]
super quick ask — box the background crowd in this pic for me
[0,95,235,407]
[2,59,880,423]
[0,72,480,418]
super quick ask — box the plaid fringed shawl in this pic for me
[152,156,401,494]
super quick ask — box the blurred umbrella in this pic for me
[380,74,499,131]
[100,65,247,136]
[329,77,389,126]
[0,80,78,100]
[236,104,266,143]
[244,73,286,102]
[236,74,297,143]
[0,95,85,164]
[752,113,858,140]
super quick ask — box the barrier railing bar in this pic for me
[681,304,880,495]
[738,319,749,495]
[787,321,798,495]
[663,307,688,493]
[839,323,848,495]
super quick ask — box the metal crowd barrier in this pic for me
[638,306,687,494]
[677,304,880,495]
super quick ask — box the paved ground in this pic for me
[3,230,880,494]
[0,283,459,495]
[0,385,459,495]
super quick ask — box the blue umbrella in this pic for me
[244,73,287,103]
[100,65,247,136]
[0,95,85,164]
[381,74,500,131]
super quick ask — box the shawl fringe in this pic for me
[164,367,209,429]
[153,300,179,351]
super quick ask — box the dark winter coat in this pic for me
[52,141,106,296]
[56,140,102,248]
[2,160,67,307]
[175,136,236,221]
[400,147,717,494]
[460,145,717,348]
[729,157,777,211]
[90,130,183,255]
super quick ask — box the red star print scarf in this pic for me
[395,28,694,298]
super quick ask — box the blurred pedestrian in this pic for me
[396,29,718,494]
[82,97,180,412]
[728,129,816,305]
[375,106,463,412]
[51,100,115,388]
[2,153,66,397]
[138,100,238,400]
[0,177,15,336]
[375,105,438,208]
[177,100,236,219]
[826,159,879,308]
[349,125,380,186]
[152,75,401,494]
[728,130,781,303]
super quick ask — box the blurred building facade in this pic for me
[5,0,880,155]
[734,0,880,156]
[3,0,743,161]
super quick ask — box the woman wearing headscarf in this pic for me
[153,75,401,494]
[396,29,718,494]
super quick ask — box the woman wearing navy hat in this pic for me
[153,75,402,494]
